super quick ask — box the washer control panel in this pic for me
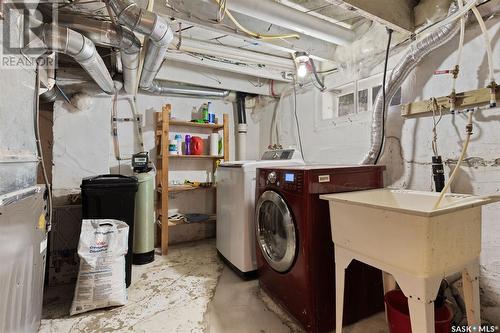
[264,170,303,192]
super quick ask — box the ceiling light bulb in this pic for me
[297,63,308,78]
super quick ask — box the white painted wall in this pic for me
[52,91,260,214]
[255,18,500,323]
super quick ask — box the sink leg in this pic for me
[334,247,352,333]
[408,298,436,333]
[392,272,441,333]
[382,272,397,323]
[462,259,481,326]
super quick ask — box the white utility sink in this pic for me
[320,188,499,277]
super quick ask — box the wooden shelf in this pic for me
[169,154,224,159]
[156,106,229,256]
[158,185,216,193]
[168,120,224,131]
[168,215,216,226]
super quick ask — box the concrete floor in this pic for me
[40,239,388,333]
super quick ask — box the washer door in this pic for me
[256,190,297,273]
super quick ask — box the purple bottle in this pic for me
[185,135,191,155]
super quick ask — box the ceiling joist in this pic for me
[154,0,339,63]
[339,0,417,33]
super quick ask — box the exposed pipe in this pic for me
[223,0,355,46]
[40,24,116,94]
[106,0,174,89]
[172,37,295,70]
[40,88,58,103]
[58,15,141,94]
[143,80,231,98]
[236,92,247,161]
[362,3,461,165]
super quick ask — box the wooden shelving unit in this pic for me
[155,104,229,255]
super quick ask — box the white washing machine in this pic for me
[216,149,304,278]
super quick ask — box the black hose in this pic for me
[309,58,325,91]
[374,28,393,165]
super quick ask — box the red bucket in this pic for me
[385,290,453,333]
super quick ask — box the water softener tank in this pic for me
[133,170,156,265]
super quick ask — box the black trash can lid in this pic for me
[81,174,138,190]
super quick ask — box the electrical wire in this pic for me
[309,58,326,91]
[212,0,300,40]
[216,0,227,22]
[431,98,443,156]
[34,61,53,232]
[374,28,393,165]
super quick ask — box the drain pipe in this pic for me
[58,15,141,94]
[40,24,115,94]
[236,92,247,161]
[361,3,461,164]
[106,0,174,89]
[143,80,231,98]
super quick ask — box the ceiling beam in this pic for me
[223,0,355,45]
[154,0,338,62]
[339,0,417,33]
[164,52,292,82]
[155,60,275,96]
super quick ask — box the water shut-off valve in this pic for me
[434,66,460,114]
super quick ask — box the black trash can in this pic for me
[81,174,138,288]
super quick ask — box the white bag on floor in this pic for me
[70,219,129,315]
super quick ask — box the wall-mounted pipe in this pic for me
[58,15,141,94]
[236,92,247,161]
[361,3,460,165]
[224,0,355,46]
[40,24,115,94]
[143,80,231,98]
[106,0,174,89]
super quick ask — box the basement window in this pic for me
[338,92,355,117]
[372,85,402,106]
[358,89,369,113]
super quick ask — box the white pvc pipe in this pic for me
[237,123,247,161]
[224,0,355,46]
[434,111,474,209]
[471,6,495,83]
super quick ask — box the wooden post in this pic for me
[223,114,229,161]
[161,104,170,255]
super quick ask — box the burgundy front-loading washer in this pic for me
[255,165,386,333]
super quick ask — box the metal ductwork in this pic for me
[40,87,58,103]
[106,0,174,89]
[224,0,355,45]
[58,15,141,94]
[143,80,231,98]
[362,3,461,165]
[40,24,115,94]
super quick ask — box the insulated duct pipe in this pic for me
[40,24,115,94]
[362,3,461,165]
[224,0,355,45]
[58,15,141,94]
[236,92,247,161]
[106,0,174,89]
[143,80,231,98]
